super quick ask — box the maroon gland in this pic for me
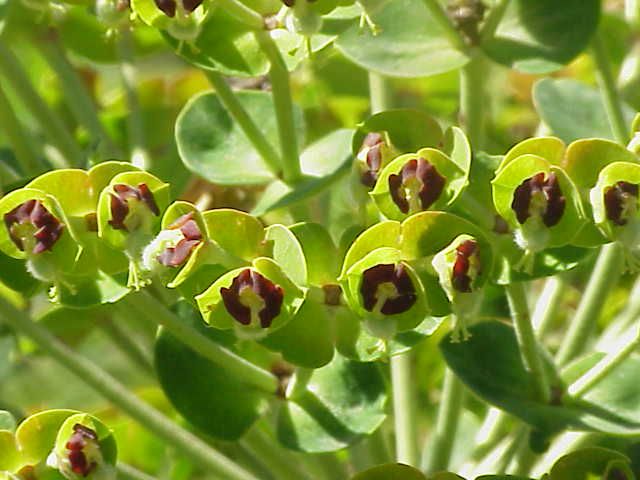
[65,424,99,477]
[360,263,417,315]
[451,239,479,293]
[108,183,160,231]
[156,212,203,267]
[511,172,565,227]
[604,181,639,226]
[388,158,446,214]
[154,0,203,17]
[4,199,64,254]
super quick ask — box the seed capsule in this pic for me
[220,269,284,328]
[511,172,565,227]
[108,183,160,231]
[604,181,639,226]
[388,158,446,214]
[360,263,416,315]
[4,199,64,254]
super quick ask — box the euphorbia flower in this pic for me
[511,172,565,228]
[360,263,416,315]
[357,132,396,188]
[152,212,203,268]
[220,269,284,328]
[108,183,159,231]
[388,158,446,214]
[154,0,202,17]
[603,181,638,226]
[4,199,64,255]
[65,424,100,477]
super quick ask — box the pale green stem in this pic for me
[0,44,82,167]
[423,368,465,473]
[391,352,419,466]
[117,28,149,169]
[101,316,154,374]
[35,31,119,157]
[508,428,537,476]
[471,407,511,461]
[479,0,509,43]
[123,291,279,394]
[218,0,264,29]
[555,243,623,365]
[569,327,640,397]
[420,0,467,51]
[255,31,302,184]
[116,463,156,480]
[592,33,629,144]
[505,283,550,403]
[0,81,41,175]
[204,70,282,175]
[0,298,260,480]
[459,48,486,150]
[597,275,640,348]
[627,0,640,26]
[532,276,567,339]
[368,72,391,114]
[286,367,314,399]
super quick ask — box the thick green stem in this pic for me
[0,298,259,480]
[423,368,464,473]
[420,0,467,51]
[0,81,41,176]
[480,0,509,43]
[592,33,629,144]
[204,70,282,175]
[255,31,301,184]
[0,44,83,167]
[117,28,149,169]
[555,243,623,365]
[569,327,640,397]
[116,463,156,480]
[391,353,418,466]
[532,276,567,339]
[505,283,550,403]
[218,0,264,29]
[36,31,119,157]
[459,49,486,150]
[368,72,391,114]
[124,291,279,394]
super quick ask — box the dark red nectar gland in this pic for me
[156,212,203,267]
[388,158,446,214]
[108,183,160,231]
[451,239,479,293]
[220,269,284,328]
[359,132,385,187]
[360,263,417,315]
[604,181,639,226]
[65,424,99,477]
[4,199,64,254]
[511,172,565,227]
[154,0,203,17]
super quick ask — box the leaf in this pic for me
[154,309,269,440]
[534,79,636,143]
[277,353,387,452]
[548,447,630,480]
[176,90,305,185]
[335,0,469,78]
[351,463,427,480]
[482,0,600,73]
[289,222,340,286]
[251,129,353,215]
[265,224,308,286]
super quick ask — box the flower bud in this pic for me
[388,157,446,214]
[4,199,64,255]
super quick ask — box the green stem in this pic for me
[368,72,391,114]
[117,28,149,169]
[569,327,640,397]
[0,298,259,480]
[420,0,467,51]
[479,0,509,43]
[0,44,83,167]
[423,368,464,473]
[532,276,567,339]
[204,70,282,175]
[627,0,640,24]
[390,352,418,466]
[116,463,156,480]
[0,81,41,176]
[555,243,623,365]
[459,48,486,150]
[505,283,550,403]
[101,316,154,374]
[124,291,279,394]
[218,0,264,29]
[35,30,119,157]
[592,33,629,144]
[255,31,301,184]
[286,367,314,399]
[471,407,511,461]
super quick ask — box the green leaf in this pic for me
[351,463,427,480]
[154,308,269,440]
[277,353,387,452]
[265,224,308,286]
[251,129,353,215]
[482,0,600,73]
[534,79,636,142]
[335,0,469,78]
[176,90,305,185]
[289,222,339,286]
[549,447,630,480]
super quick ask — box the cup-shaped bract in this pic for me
[131,0,207,41]
[195,257,305,340]
[341,246,428,338]
[492,154,585,270]
[371,148,467,221]
[50,414,117,480]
